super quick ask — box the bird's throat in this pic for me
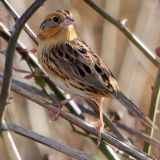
[57,25,77,42]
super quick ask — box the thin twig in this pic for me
[71,126,120,160]
[0,75,155,160]
[144,67,160,154]
[116,122,160,148]
[0,0,38,44]
[0,1,45,159]
[83,0,159,67]
[2,123,96,160]
[1,121,21,160]
[0,0,46,123]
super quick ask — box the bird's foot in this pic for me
[49,95,80,121]
[92,121,104,145]
[53,102,63,121]
[96,125,103,146]
[48,101,65,121]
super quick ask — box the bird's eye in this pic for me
[40,16,61,30]
[52,16,60,23]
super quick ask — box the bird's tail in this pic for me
[116,90,153,128]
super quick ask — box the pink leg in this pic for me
[94,97,104,145]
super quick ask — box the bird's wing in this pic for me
[49,38,119,96]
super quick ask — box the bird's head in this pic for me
[38,10,77,43]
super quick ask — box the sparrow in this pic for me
[37,10,152,140]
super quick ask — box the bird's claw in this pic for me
[47,101,63,121]
[91,121,104,145]
[54,103,63,121]
[96,124,104,146]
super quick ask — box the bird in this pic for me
[37,10,153,140]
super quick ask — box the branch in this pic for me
[1,121,21,160]
[144,67,160,153]
[2,123,96,160]
[0,0,38,44]
[0,75,155,160]
[116,122,160,148]
[71,126,121,160]
[83,0,159,67]
[0,0,46,123]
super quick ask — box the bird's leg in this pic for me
[51,95,80,120]
[93,97,104,145]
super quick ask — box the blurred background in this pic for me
[0,0,160,159]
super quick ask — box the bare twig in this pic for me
[71,126,121,160]
[0,0,38,44]
[83,0,159,67]
[1,121,21,160]
[2,123,96,160]
[0,1,45,159]
[116,122,160,148]
[0,75,155,160]
[144,67,160,154]
[0,0,46,123]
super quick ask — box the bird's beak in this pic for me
[61,17,75,27]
